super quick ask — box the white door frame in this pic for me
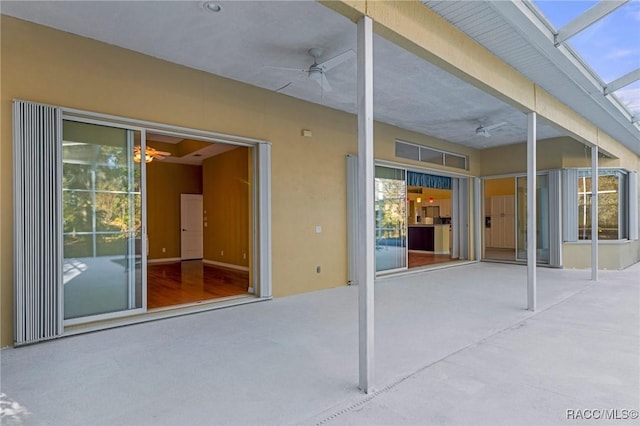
[57,106,272,328]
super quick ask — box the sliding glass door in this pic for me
[62,120,143,321]
[375,166,407,272]
[516,173,550,264]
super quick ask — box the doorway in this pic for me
[364,163,469,276]
[483,173,553,265]
[484,177,516,262]
[14,100,273,343]
[145,133,252,309]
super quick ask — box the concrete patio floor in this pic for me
[1,262,638,425]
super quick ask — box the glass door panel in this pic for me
[375,166,407,272]
[62,120,143,320]
[516,174,550,264]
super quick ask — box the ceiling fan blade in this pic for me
[154,150,171,156]
[484,121,507,131]
[318,50,355,72]
[321,74,332,92]
[264,66,308,74]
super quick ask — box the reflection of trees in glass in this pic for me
[578,174,619,240]
[62,129,141,257]
[375,178,406,241]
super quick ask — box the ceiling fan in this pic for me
[475,121,507,138]
[134,146,171,163]
[269,47,355,95]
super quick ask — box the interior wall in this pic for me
[202,147,249,268]
[485,177,515,197]
[146,162,203,260]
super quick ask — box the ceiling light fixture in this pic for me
[202,2,222,13]
[134,147,154,163]
[134,146,171,163]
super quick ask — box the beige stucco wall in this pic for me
[479,137,635,177]
[563,241,640,270]
[0,16,482,347]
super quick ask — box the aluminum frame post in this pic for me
[527,112,537,312]
[357,15,375,394]
[591,145,598,281]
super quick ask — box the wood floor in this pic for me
[484,247,517,261]
[147,261,249,309]
[408,252,457,268]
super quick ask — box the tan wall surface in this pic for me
[485,177,515,197]
[480,135,639,176]
[147,162,203,259]
[1,17,481,346]
[202,147,249,267]
[563,241,640,270]
[478,137,634,177]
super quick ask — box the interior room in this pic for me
[373,165,460,273]
[484,177,516,262]
[407,186,454,268]
[145,133,252,309]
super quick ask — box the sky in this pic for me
[533,0,640,115]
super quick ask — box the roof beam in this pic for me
[555,0,629,46]
[604,68,640,95]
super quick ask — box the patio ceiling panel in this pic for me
[423,0,640,155]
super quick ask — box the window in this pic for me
[577,169,627,240]
[395,140,467,170]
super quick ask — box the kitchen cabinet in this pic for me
[489,195,515,248]
[408,225,450,254]
[420,199,451,217]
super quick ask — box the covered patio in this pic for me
[2,262,638,425]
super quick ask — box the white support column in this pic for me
[357,15,375,394]
[474,178,482,260]
[591,145,599,281]
[527,112,537,312]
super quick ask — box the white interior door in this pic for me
[181,194,203,260]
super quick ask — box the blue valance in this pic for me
[407,171,451,189]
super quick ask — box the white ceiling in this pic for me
[2,0,567,149]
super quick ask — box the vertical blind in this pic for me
[562,169,579,242]
[13,100,63,345]
[548,170,562,267]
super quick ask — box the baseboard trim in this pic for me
[147,257,181,264]
[202,259,249,272]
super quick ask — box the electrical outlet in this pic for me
[243,253,246,260]
[220,250,224,256]
[162,247,166,253]
[316,265,321,273]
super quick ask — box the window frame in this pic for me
[571,167,630,242]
